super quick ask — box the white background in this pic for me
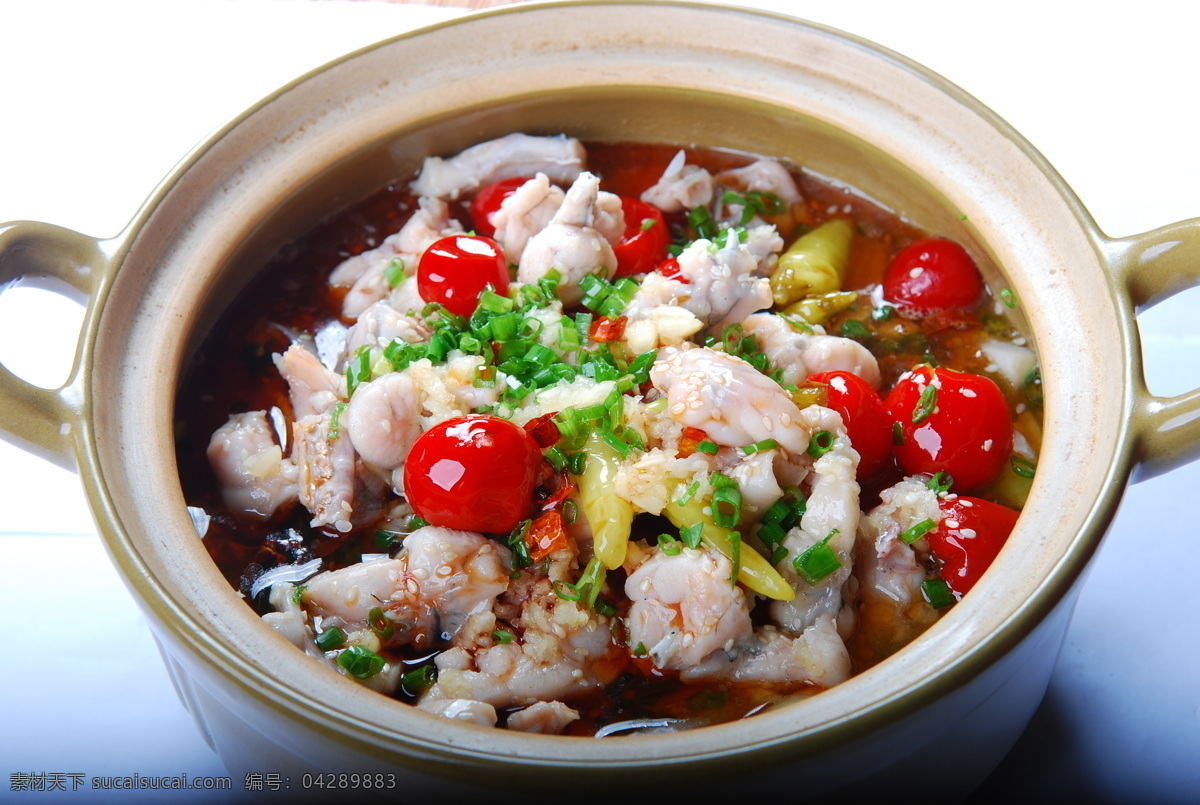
[1,1,1197,802]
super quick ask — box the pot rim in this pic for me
[65,0,1140,779]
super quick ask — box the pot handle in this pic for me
[0,220,105,472]
[1108,218,1200,482]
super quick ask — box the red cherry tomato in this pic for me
[885,365,1013,492]
[417,235,510,317]
[805,370,892,480]
[613,197,670,277]
[927,496,1019,596]
[883,237,984,315]
[403,415,543,533]
[469,176,530,238]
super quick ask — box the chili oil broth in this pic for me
[175,141,1043,731]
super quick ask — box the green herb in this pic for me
[711,485,742,529]
[577,556,606,609]
[872,305,896,322]
[921,577,956,609]
[633,642,648,657]
[926,472,954,494]
[552,580,582,602]
[840,319,871,339]
[675,481,701,506]
[406,515,430,530]
[679,523,704,550]
[912,383,938,424]
[793,529,841,585]
[658,533,683,555]
[314,627,346,652]
[741,438,779,455]
[345,346,373,397]
[727,531,742,589]
[383,257,406,288]
[400,664,437,693]
[807,430,835,458]
[506,519,533,569]
[1000,288,1017,309]
[640,217,657,231]
[291,585,307,605]
[892,421,905,446]
[367,607,395,641]
[688,205,718,240]
[1010,456,1037,479]
[327,402,347,440]
[491,629,514,645]
[696,440,719,455]
[900,518,936,545]
[338,645,386,679]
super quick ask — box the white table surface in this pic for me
[2,1,1197,802]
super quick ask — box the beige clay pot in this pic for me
[2,2,1199,800]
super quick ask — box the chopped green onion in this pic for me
[711,486,742,529]
[793,529,841,585]
[565,451,587,476]
[1011,456,1037,479]
[506,519,533,569]
[679,523,704,550]
[552,580,582,602]
[383,257,406,288]
[367,607,395,640]
[338,645,386,679]
[726,531,742,589]
[675,481,700,506]
[769,546,789,567]
[710,472,737,489]
[327,402,347,440]
[491,629,514,645]
[912,384,938,424]
[315,626,346,652]
[757,522,787,549]
[807,430,835,458]
[594,595,618,617]
[696,440,719,455]
[658,533,682,555]
[291,584,307,605]
[373,529,403,552]
[900,518,936,545]
[478,289,514,314]
[761,500,791,527]
[840,319,871,339]
[926,472,954,494]
[741,438,779,455]
[872,305,896,322]
[577,556,606,609]
[544,446,567,472]
[640,217,657,232]
[1000,288,1017,309]
[406,515,430,530]
[345,346,373,397]
[562,498,578,525]
[401,664,437,693]
[921,577,956,609]
[633,641,648,657]
[892,421,905,446]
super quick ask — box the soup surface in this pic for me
[177,134,1042,735]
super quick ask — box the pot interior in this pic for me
[83,0,1131,784]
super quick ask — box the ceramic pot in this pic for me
[2,2,1198,800]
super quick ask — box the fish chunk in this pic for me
[411,133,585,201]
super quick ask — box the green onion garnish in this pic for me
[727,531,742,589]
[793,529,841,585]
[338,645,386,679]
[840,319,871,339]
[900,519,936,545]
[640,217,657,231]
[921,577,956,609]
[892,421,905,446]
[577,556,606,609]
[676,481,700,506]
[552,580,582,602]
[401,664,437,694]
[741,438,779,455]
[912,383,938,424]
[633,642,648,657]
[1011,456,1036,479]
[345,346,373,397]
[807,430,835,458]
[383,257,406,288]
[565,451,587,476]
[406,514,430,531]
[491,629,514,644]
[679,523,704,550]
[290,584,307,605]
[367,607,395,641]
[1000,288,1017,309]
[696,440,719,455]
[328,402,347,440]
[373,529,403,552]
[926,472,954,494]
[711,486,742,529]
[314,626,346,652]
[658,533,682,555]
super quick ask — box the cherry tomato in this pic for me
[468,176,530,237]
[805,370,892,480]
[885,365,1013,492]
[402,415,543,533]
[613,197,670,277]
[883,237,983,315]
[927,496,1019,596]
[417,234,510,317]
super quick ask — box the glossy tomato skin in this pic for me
[613,197,670,277]
[402,415,542,533]
[883,237,983,315]
[469,176,529,238]
[885,365,1012,492]
[928,496,1019,596]
[805,370,892,480]
[417,235,510,317]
